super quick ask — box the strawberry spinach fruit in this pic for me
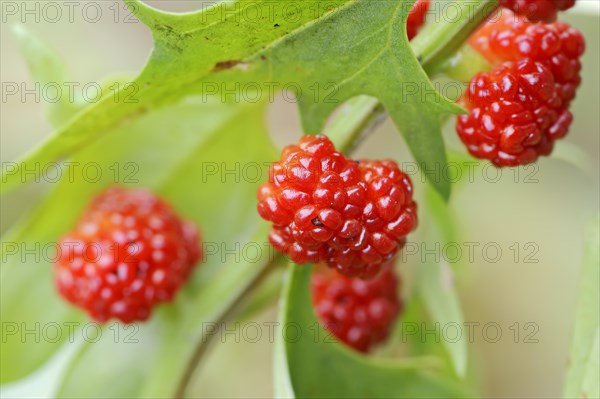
[55,187,201,323]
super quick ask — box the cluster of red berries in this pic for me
[470,10,584,108]
[457,7,585,166]
[257,135,417,279]
[55,187,200,323]
[311,263,401,353]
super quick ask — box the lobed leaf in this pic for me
[2,0,460,199]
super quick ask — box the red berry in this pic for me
[470,10,585,106]
[498,0,576,23]
[460,10,585,166]
[326,160,417,279]
[311,264,402,353]
[457,58,571,167]
[407,0,430,40]
[258,136,417,279]
[55,187,201,323]
[258,135,361,265]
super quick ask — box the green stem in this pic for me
[412,0,499,73]
[327,96,386,153]
[174,253,284,398]
[435,44,492,84]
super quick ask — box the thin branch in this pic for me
[173,254,284,398]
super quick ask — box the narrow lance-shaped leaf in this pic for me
[11,25,82,127]
[11,26,135,129]
[414,186,468,377]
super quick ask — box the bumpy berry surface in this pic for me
[326,160,417,279]
[457,58,571,166]
[311,264,401,353]
[55,187,201,323]
[498,0,575,23]
[470,10,585,107]
[258,135,360,265]
[257,135,417,279]
[407,0,430,40]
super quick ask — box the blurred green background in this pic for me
[1,1,598,398]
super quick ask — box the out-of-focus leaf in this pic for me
[12,25,83,126]
[2,0,461,199]
[274,264,472,398]
[0,339,82,399]
[414,187,467,377]
[0,233,85,382]
[0,97,277,396]
[563,214,600,399]
[11,26,137,131]
[416,263,467,378]
[553,141,596,179]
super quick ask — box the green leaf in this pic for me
[416,263,467,378]
[2,0,460,200]
[0,229,85,382]
[11,25,84,127]
[0,96,277,396]
[274,264,472,398]
[274,328,296,399]
[0,340,83,398]
[414,186,467,377]
[563,214,600,399]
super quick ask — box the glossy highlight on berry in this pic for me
[470,10,585,107]
[326,160,418,279]
[457,59,570,166]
